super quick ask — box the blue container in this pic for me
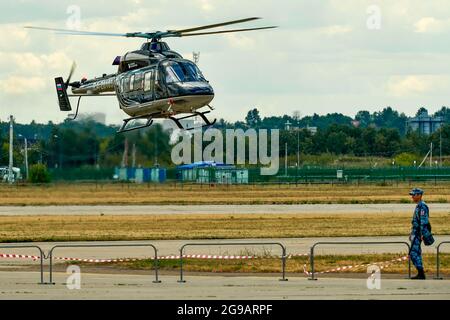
[127,167,136,180]
[143,168,151,182]
[159,168,167,183]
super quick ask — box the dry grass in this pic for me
[72,253,450,275]
[1,182,449,205]
[0,213,449,242]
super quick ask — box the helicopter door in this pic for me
[134,73,144,102]
[143,70,154,102]
[154,67,167,100]
[127,74,136,100]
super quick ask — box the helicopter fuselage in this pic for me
[71,50,214,119]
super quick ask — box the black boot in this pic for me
[411,268,426,280]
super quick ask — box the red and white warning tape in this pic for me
[0,252,258,262]
[302,255,409,276]
[0,253,40,261]
[159,254,255,260]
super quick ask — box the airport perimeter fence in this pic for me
[9,166,450,185]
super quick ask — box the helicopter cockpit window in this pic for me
[164,61,206,84]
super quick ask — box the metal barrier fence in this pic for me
[309,241,412,280]
[177,242,288,283]
[0,245,46,284]
[6,240,450,283]
[47,244,161,284]
[435,241,450,280]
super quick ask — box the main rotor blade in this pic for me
[25,26,129,37]
[169,17,262,34]
[179,26,278,37]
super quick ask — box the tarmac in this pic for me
[0,271,449,300]
[0,203,449,216]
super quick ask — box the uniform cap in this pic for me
[409,188,424,196]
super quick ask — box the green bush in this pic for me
[29,164,51,183]
[394,152,419,167]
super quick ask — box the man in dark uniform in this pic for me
[409,187,431,280]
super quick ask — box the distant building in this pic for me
[292,126,317,135]
[407,110,444,135]
[306,125,317,135]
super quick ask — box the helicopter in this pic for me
[25,18,277,133]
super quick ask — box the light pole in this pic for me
[53,134,62,169]
[18,134,29,181]
[8,115,14,184]
[297,129,300,185]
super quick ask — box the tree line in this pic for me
[0,106,449,169]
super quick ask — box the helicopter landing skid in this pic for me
[118,115,154,133]
[169,110,216,131]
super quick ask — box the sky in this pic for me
[1,0,450,125]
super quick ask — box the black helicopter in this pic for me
[25,18,276,133]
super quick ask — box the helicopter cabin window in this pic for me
[164,61,206,83]
[144,71,154,92]
[122,77,130,93]
[120,78,126,93]
[134,73,143,91]
[129,75,135,91]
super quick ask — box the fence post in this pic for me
[309,245,316,280]
[436,244,441,280]
[178,246,185,283]
[49,248,55,285]
[435,241,449,280]
[280,246,288,281]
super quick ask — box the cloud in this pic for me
[0,24,31,51]
[386,75,449,97]
[0,76,47,95]
[224,33,256,50]
[318,25,352,36]
[196,0,215,12]
[414,17,450,33]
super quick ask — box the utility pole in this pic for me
[297,129,300,184]
[440,130,442,168]
[285,142,288,177]
[429,142,432,167]
[121,138,128,168]
[24,137,28,180]
[132,143,136,168]
[19,135,29,180]
[8,115,14,184]
[154,130,158,167]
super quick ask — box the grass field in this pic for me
[1,213,449,242]
[1,182,450,205]
[68,253,450,275]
